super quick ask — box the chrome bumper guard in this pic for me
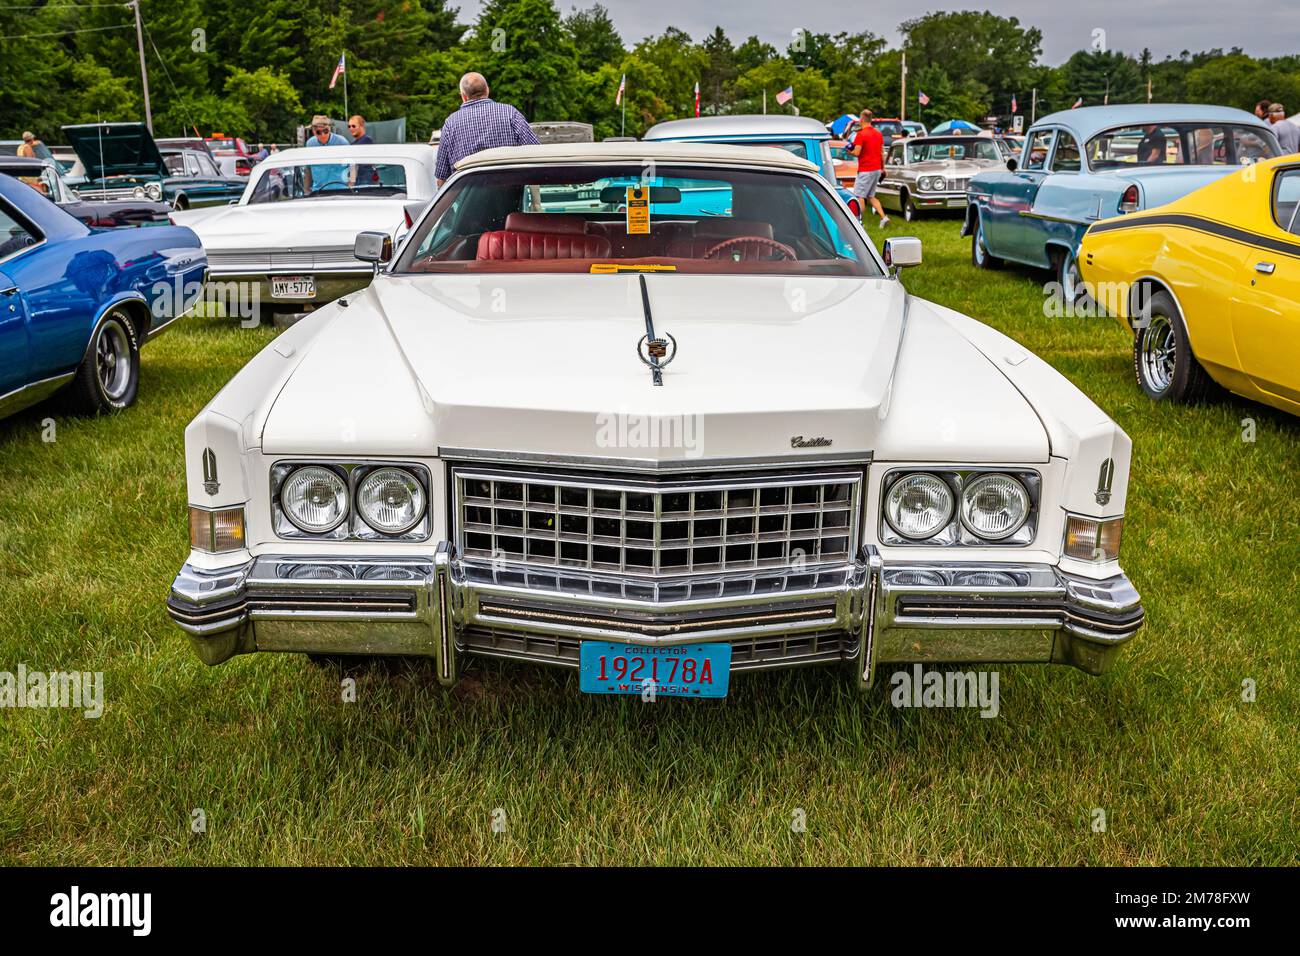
[167,545,1144,685]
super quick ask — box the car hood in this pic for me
[172,198,406,249]
[259,273,1049,463]
[1094,163,1244,208]
[62,122,165,181]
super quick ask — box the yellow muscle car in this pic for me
[1079,155,1300,416]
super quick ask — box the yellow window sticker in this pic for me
[626,185,650,235]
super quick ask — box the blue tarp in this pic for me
[929,119,980,135]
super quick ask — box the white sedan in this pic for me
[172,143,437,309]
[167,142,1142,697]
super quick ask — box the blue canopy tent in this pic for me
[928,119,980,135]
[828,113,858,137]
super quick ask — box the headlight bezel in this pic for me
[270,460,432,541]
[145,182,163,202]
[879,468,1040,547]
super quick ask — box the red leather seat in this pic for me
[476,230,612,260]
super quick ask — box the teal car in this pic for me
[62,122,246,211]
[962,104,1282,299]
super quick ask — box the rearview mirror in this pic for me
[354,231,393,271]
[1006,157,1018,172]
[882,237,922,275]
[598,185,683,205]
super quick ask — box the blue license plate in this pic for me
[579,642,731,698]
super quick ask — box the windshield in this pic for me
[1086,124,1279,168]
[906,138,1000,163]
[246,161,409,202]
[396,163,878,276]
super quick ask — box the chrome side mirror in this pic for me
[883,236,922,276]
[354,230,393,273]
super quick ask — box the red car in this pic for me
[206,134,251,175]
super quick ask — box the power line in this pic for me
[142,17,200,137]
[0,22,131,41]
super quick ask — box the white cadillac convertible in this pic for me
[171,143,437,309]
[167,142,1142,697]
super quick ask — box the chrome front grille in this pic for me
[453,467,862,578]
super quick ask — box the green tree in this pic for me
[1062,49,1144,107]
[564,4,624,66]
[467,0,580,121]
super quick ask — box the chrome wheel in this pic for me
[903,199,916,221]
[96,321,132,400]
[973,225,986,264]
[1139,314,1176,394]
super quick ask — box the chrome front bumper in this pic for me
[167,545,1143,687]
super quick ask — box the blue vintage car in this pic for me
[0,173,206,420]
[961,104,1282,298]
[643,115,866,217]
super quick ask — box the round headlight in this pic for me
[917,177,931,191]
[357,468,425,534]
[145,183,163,201]
[884,473,954,540]
[960,473,1030,540]
[933,177,946,191]
[281,466,348,533]
[132,186,146,199]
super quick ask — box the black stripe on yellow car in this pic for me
[1087,213,1300,260]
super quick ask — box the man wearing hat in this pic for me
[1266,103,1299,155]
[304,114,349,192]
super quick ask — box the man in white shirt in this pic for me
[1267,103,1300,155]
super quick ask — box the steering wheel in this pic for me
[703,236,797,261]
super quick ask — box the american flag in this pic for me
[616,73,626,105]
[329,53,346,90]
[694,81,700,117]
[775,86,793,105]
[918,90,930,106]
[1011,93,1017,113]
[1072,96,1083,108]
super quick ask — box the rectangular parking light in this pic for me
[1063,514,1123,562]
[190,506,246,553]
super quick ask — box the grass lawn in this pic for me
[1,216,1297,866]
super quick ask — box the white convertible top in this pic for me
[454,141,819,173]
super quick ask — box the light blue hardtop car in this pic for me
[962,104,1282,298]
[644,115,865,218]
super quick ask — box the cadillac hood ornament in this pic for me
[636,274,676,385]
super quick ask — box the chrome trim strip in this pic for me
[1017,209,1090,226]
[439,447,873,473]
[0,371,75,419]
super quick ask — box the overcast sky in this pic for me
[456,0,1300,64]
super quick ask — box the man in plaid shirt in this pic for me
[435,73,540,185]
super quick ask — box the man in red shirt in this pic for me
[849,109,889,227]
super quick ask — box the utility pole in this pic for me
[900,51,907,122]
[128,0,153,133]
[1031,88,1037,124]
